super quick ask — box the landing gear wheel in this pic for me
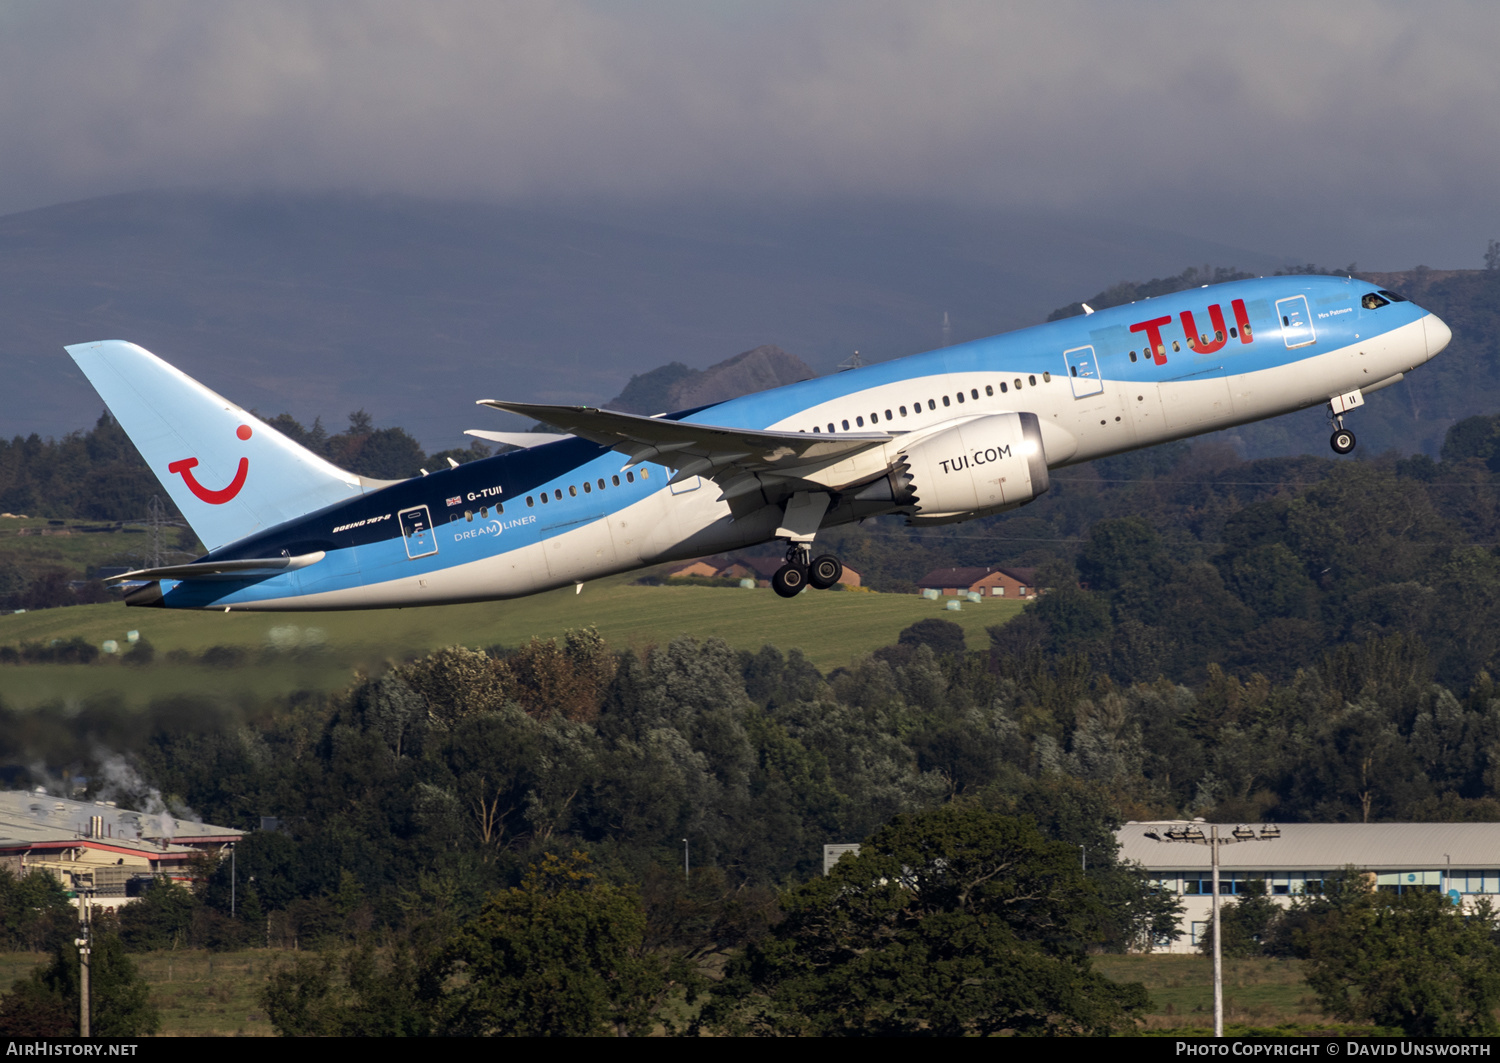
[808,554,843,589]
[772,563,809,598]
[1330,429,1356,455]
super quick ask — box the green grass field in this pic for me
[1093,954,1341,1033]
[0,949,1343,1036]
[0,577,1023,708]
[0,515,193,579]
[0,949,275,1036]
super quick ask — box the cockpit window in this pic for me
[1378,289,1408,303]
[1362,292,1390,310]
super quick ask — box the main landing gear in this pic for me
[771,544,845,598]
[1330,427,1357,455]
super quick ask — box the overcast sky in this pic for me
[1,1,1496,269]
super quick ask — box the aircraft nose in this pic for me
[1424,313,1453,360]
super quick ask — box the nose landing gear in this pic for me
[1327,390,1364,455]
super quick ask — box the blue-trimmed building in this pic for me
[1118,821,1500,953]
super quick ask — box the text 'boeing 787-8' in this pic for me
[68,274,1450,610]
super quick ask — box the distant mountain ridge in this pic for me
[606,344,814,414]
[1,189,1292,450]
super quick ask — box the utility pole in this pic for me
[76,887,93,1038]
[1145,821,1280,1038]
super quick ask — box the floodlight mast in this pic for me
[1148,822,1280,1037]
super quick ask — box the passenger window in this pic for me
[1362,292,1390,310]
[555,489,563,500]
[812,425,820,433]
[1000,382,1008,393]
[1014,378,1022,389]
[942,395,951,407]
[971,389,979,400]
[1215,330,1224,341]
[956,392,964,404]
[1130,351,1138,362]
[612,475,620,486]
[856,416,865,426]
[569,485,577,497]
[597,479,605,490]
[640,468,649,479]
[984,385,993,397]
[900,406,908,416]
[1042,371,1051,382]
[626,472,635,483]
[827,423,835,433]
[540,493,549,504]
[1028,375,1036,386]
[885,409,893,420]
[527,495,534,507]
[1172,340,1181,352]
[497,503,504,514]
[1230,328,1238,338]
[842,419,850,430]
[927,399,936,410]
[583,481,591,493]
[465,510,473,522]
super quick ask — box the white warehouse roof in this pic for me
[1119,821,1500,872]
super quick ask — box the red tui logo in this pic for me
[168,425,251,505]
[1129,300,1253,365]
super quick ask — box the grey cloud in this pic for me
[0,1,1497,265]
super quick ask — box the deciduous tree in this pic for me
[702,805,1147,1036]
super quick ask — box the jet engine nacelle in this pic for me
[894,412,1050,524]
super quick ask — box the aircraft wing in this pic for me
[476,400,892,500]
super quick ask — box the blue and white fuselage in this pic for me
[67,275,1450,610]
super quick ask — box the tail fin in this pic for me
[67,340,382,551]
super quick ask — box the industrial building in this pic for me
[825,821,1500,955]
[1119,821,1500,953]
[0,790,243,910]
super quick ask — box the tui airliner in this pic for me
[68,274,1450,610]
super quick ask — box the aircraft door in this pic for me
[1063,346,1104,398]
[1276,296,1317,349]
[398,505,439,559]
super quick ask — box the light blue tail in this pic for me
[67,340,381,551]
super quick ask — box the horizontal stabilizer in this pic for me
[104,552,325,584]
